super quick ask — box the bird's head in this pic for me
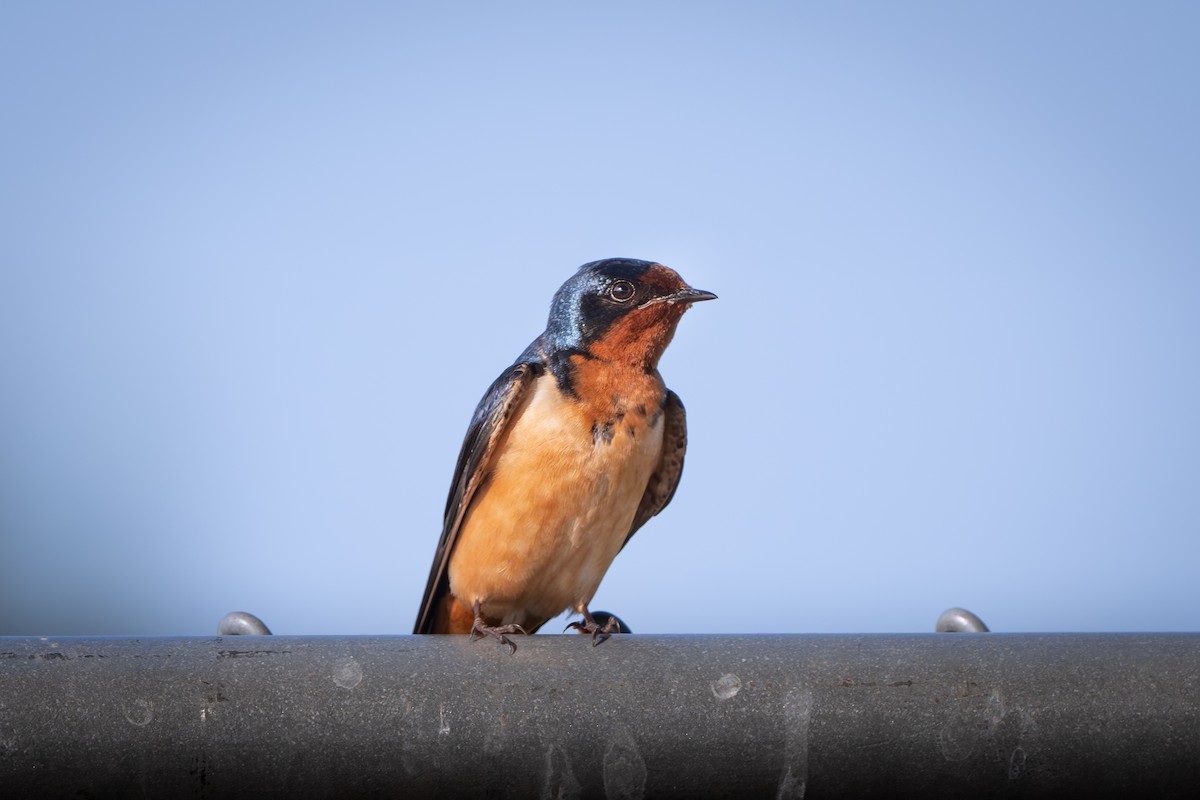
[545,258,716,368]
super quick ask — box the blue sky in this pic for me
[2,3,1197,636]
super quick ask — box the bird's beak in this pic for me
[664,287,718,304]
[637,286,718,310]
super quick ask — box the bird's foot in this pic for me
[565,608,620,646]
[469,600,527,653]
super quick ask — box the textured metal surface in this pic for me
[2,634,1198,798]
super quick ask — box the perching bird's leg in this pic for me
[565,606,620,646]
[469,599,527,653]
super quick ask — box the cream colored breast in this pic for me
[447,372,665,626]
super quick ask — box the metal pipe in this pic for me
[2,633,1198,798]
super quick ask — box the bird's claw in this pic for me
[469,600,527,653]
[469,620,527,653]
[565,611,619,646]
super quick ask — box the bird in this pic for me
[413,257,715,648]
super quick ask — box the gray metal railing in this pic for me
[2,632,1198,798]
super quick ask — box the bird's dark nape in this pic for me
[544,259,658,352]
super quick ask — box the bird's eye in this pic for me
[608,280,636,302]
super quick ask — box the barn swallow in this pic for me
[413,258,715,648]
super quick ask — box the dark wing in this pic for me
[622,389,688,549]
[413,358,543,633]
